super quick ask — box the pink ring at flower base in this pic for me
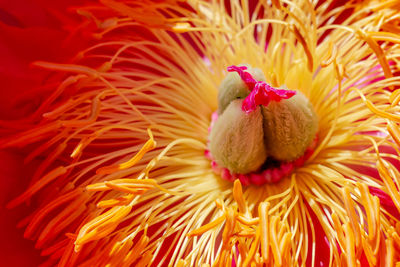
[206,112,318,186]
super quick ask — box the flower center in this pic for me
[207,65,319,185]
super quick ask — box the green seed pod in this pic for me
[262,90,318,162]
[209,99,268,174]
[218,67,266,114]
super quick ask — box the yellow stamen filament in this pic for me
[344,222,356,267]
[291,24,313,72]
[233,180,248,215]
[358,183,377,242]
[369,31,400,45]
[243,226,260,267]
[377,158,400,213]
[362,237,376,267]
[97,194,135,208]
[271,0,281,9]
[387,120,400,147]
[269,216,282,267]
[96,128,156,174]
[127,235,151,263]
[331,212,346,251]
[390,89,400,106]
[172,22,191,33]
[236,230,256,238]
[177,259,187,267]
[86,178,157,192]
[187,215,226,238]
[356,29,393,80]
[355,88,400,123]
[104,181,152,195]
[279,232,292,262]
[386,238,395,267]
[321,43,338,68]
[342,185,361,249]
[258,202,270,263]
[74,205,132,252]
[104,234,151,266]
[236,215,259,226]
[222,208,236,248]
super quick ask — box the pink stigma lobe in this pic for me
[227,65,257,89]
[227,65,296,113]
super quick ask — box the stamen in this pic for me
[43,98,83,119]
[103,182,151,195]
[259,202,270,263]
[355,88,400,122]
[74,205,133,252]
[61,94,103,127]
[96,128,156,174]
[117,234,150,265]
[386,238,395,267]
[377,158,400,212]
[24,188,84,239]
[177,259,187,267]
[7,166,67,209]
[233,180,248,215]
[136,251,153,266]
[86,178,155,192]
[271,0,281,9]
[279,232,292,261]
[243,226,260,266]
[100,0,171,29]
[35,74,86,118]
[97,194,135,208]
[387,120,400,147]
[187,215,226,237]
[269,216,282,266]
[321,43,338,68]
[172,22,191,33]
[344,222,356,267]
[222,208,236,248]
[0,121,62,148]
[362,237,376,266]
[290,24,314,72]
[236,215,259,226]
[390,89,400,107]
[236,229,256,238]
[34,61,99,77]
[358,183,377,242]
[356,29,393,80]
[342,185,361,249]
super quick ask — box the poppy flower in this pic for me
[2,0,400,266]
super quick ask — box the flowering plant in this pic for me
[2,0,400,266]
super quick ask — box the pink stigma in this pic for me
[227,65,296,113]
[227,65,258,89]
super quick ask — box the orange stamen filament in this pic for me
[96,128,156,174]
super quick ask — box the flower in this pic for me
[2,0,400,266]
